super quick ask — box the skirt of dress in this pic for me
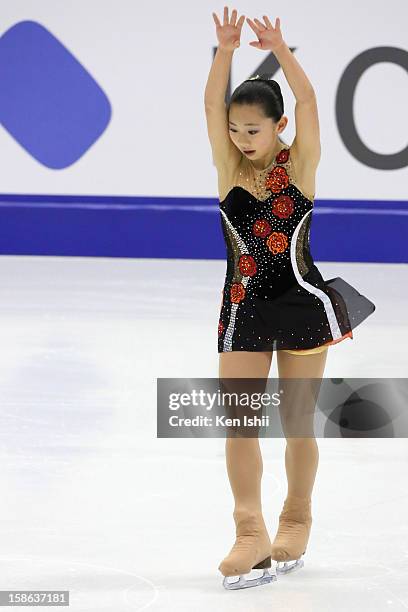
[218,271,376,353]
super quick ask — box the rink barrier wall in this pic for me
[0,194,406,263]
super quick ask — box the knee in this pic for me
[285,436,317,449]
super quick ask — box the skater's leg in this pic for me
[269,347,328,567]
[277,347,328,498]
[220,351,272,512]
[225,436,263,513]
[218,351,276,587]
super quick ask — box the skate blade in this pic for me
[276,557,305,575]
[222,568,277,590]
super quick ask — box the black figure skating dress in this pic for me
[217,145,376,353]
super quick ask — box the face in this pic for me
[228,103,287,160]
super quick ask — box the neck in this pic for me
[250,142,283,172]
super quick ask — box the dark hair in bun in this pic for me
[227,74,286,143]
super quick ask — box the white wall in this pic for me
[0,0,407,201]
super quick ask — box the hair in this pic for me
[227,74,286,144]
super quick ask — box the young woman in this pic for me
[204,7,376,589]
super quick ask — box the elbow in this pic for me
[204,91,225,110]
[204,89,216,109]
[204,98,216,110]
[204,99,226,112]
[297,89,317,104]
[204,95,211,109]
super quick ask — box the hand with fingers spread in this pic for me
[212,6,245,51]
[246,15,284,52]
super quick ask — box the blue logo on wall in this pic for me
[0,20,112,169]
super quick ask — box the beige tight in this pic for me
[219,347,328,513]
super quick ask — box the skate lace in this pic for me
[280,509,312,525]
[231,512,270,554]
[271,501,313,561]
[232,533,260,554]
[279,497,312,523]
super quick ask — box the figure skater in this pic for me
[204,6,376,590]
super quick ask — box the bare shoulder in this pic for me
[205,102,242,174]
[290,138,320,201]
[216,153,245,202]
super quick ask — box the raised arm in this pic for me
[204,7,245,172]
[247,15,321,164]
